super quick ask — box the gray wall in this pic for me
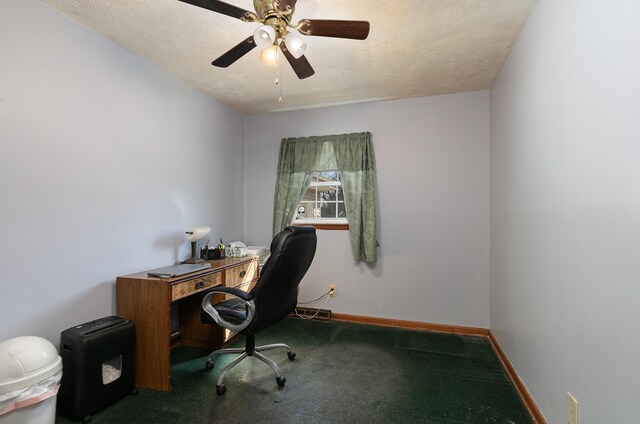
[0,0,245,343]
[490,1,640,423]
[11,2,635,421]
[244,92,490,328]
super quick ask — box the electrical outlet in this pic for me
[328,285,337,297]
[567,392,579,424]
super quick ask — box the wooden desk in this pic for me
[116,257,259,391]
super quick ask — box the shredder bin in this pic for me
[0,336,63,424]
[58,316,135,423]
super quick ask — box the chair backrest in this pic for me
[245,226,317,334]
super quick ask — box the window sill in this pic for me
[293,222,349,231]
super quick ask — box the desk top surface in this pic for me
[117,256,257,282]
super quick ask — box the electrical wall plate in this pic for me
[567,392,579,424]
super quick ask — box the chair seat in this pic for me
[201,298,247,326]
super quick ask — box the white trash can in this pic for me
[0,336,63,424]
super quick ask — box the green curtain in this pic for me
[272,132,377,262]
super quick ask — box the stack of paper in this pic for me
[247,246,270,266]
[247,246,268,256]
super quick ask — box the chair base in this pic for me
[206,334,296,395]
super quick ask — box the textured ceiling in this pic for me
[41,0,534,114]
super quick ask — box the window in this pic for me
[293,171,348,229]
[273,132,376,261]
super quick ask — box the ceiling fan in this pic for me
[178,0,370,79]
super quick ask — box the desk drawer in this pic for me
[171,272,221,301]
[225,260,258,289]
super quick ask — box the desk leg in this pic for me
[117,279,172,391]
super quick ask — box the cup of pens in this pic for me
[201,247,219,260]
[201,239,225,260]
[218,239,225,259]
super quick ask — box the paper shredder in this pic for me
[58,316,135,423]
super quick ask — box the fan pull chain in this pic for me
[274,46,279,88]
[277,46,283,103]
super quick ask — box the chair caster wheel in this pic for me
[131,387,139,396]
[276,376,286,388]
[287,351,296,361]
[206,359,214,370]
[216,384,226,396]
[82,416,92,423]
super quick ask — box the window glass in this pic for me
[294,171,348,225]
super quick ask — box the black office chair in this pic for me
[200,226,317,395]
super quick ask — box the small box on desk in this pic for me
[58,316,136,423]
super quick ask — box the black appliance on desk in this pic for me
[58,316,136,423]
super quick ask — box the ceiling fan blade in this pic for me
[177,0,254,21]
[280,43,315,79]
[212,36,257,68]
[299,19,370,40]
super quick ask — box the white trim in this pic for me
[293,218,348,225]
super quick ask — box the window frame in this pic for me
[292,171,349,230]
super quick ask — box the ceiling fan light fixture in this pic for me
[182,0,370,80]
[253,25,276,48]
[259,45,278,65]
[284,31,307,59]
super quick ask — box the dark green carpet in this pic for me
[56,318,532,423]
